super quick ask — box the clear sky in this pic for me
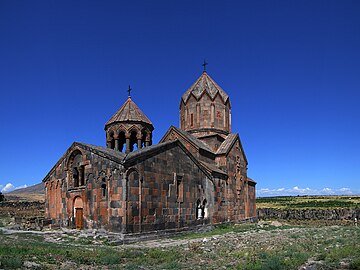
[0,0,359,196]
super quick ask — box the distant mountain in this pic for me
[10,183,44,194]
[5,183,44,201]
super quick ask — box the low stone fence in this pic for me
[0,201,47,230]
[257,208,360,221]
[12,217,52,231]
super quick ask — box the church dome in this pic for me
[180,71,231,136]
[105,96,153,128]
[105,96,154,153]
[181,71,229,104]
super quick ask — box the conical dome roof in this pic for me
[181,71,229,104]
[105,97,153,128]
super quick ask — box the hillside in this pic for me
[5,183,44,202]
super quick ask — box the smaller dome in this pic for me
[105,96,154,153]
[181,71,229,104]
[105,97,153,128]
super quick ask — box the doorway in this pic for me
[74,197,84,230]
[75,208,83,229]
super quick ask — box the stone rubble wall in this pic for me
[0,201,45,217]
[257,208,360,220]
[0,201,48,230]
[13,216,52,230]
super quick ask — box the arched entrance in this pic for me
[74,197,84,230]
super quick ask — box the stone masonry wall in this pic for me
[123,144,217,233]
[221,138,250,221]
[257,208,360,221]
[45,141,256,233]
[45,146,124,230]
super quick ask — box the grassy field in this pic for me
[1,222,360,269]
[256,195,360,209]
[1,195,359,269]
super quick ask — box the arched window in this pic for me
[68,150,84,188]
[130,130,138,151]
[118,131,126,152]
[141,131,147,148]
[196,199,202,220]
[101,182,107,197]
[73,167,79,187]
[202,199,208,219]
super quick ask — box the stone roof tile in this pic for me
[105,97,152,127]
[216,133,238,155]
[124,141,175,162]
[79,143,126,160]
[200,161,227,176]
[169,126,213,153]
[182,71,229,103]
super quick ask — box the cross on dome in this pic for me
[202,59,208,72]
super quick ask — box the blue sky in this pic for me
[0,0,359,196]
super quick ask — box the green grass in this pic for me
[0,231,185,269]
[0,224,359,269]
[350,257,360,269]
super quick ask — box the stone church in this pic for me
[43,70,257,233]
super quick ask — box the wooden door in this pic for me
[75,208,83,230]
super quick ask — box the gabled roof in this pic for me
[80,143,126,161]
[105,97,153,128]
[43,142,127,182]
[216,133,248,164]
[181,71,229,104]
[124,140,176,163]
[160,125,213,153]
[43,140,217,183]
[200,161,227,177]
[216,133,238,155]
